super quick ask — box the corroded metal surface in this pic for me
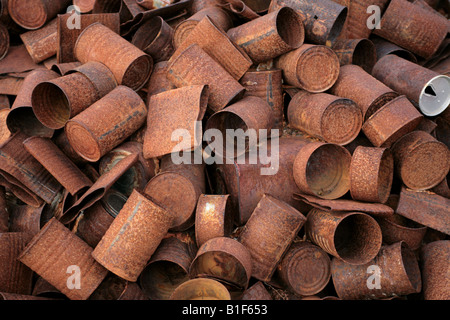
[19,18,57,63]
[241,281,273,300]
[169,278,231,300]
[420,240,450,300]
[332,38,376,73]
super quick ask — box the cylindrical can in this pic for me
[92,189,173,282]
[370,35,418,64]
[195,194,234,248]
[332,38,376,73]
[361,95,423,148]
[372,54,450,117]
[238,194,307,282]
[53,131,87,166]
[19,18,57,63]
[23,136,92,196]
[8,0,71,30]
[0,232,33,295]
[73,0,95,13]
[293,141,352,200]
[373,0,448,59]
[65,85,147,162]
[18,218,109,300]
[329,64,399,122]
[227,7,304,64]
[275,44,340,93]
[0,22,9,61]
[305,208,382,265]
[169,278,231,300]
[268,0,347,46]
[139,237,193,300]
[287,90,362,145]
[241,281,272,300]
[331,241,422,299]
[132,16,175,63]
[50,61,82,76]
[146,61,176,98]
[239,69,284,130]
[420,240,450,300]
[89,274,148,300]
[349,146,394,203]
[6,68,58,137]
[189,237,253,290]
[205,96,274,159]
[74,22,153,91]
[391,130,450,190]
[276,241,331,297]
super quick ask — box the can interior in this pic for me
[276,7,304,49]
[419,75,450,116]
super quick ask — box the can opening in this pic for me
[419,75,450,116]
[326,7,347,45]
[351,39,376,73]
[276,7,304,49]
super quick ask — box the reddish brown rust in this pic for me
[349,146,394,204]
[275,44,340,93]
[227,7,304,64]
[9,204,45,237]
[373,0,448,59]
[420,240,450,300]
[90,274,149,300]
[305,208,382,265]
[53,131,87,166]
[74,22,153,91]
[331,38,377,73]
[31,276,65,299]
[92,189,173,282]
[146,61,176,98]
[221,0,260,21]
[65,86,147,163]
[241,281,272,300]
[396,186,450,236]
[370,35,418,64]
[73,0,95,13]
[190,237,253,289]
[167,44,245,113]
[0,186,7,232]
[0,108,10,145]
[143,85,208,159]
[169,278,231,300]
[69,61,118,99]
[238,194,307,282]
[0,22,9,60]
[330,64,399,121]
[139,237,193,300]
[287,91,362,145]
[277,241,331,297]
[391,131,450,190]
[361,95,423,148]
[240,68,284,130]
[331,242,422,300]
[190,0,220,14]
[19,18,57,63]
[50,61,82,75]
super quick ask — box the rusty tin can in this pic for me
[146,61,176,98]
[349,146,394,204]
[287,90,362,145]
[420,240,450,300]
[65,85,147,162]
[268,0,347,46]
[18,218,109,300]
[332,38,377,73]
[293,141,352,200]
[276,241,331,297]
[238,194,307,282]
[90,274,148,300]
[92,189,173,282]
[227,7,304,64]
[139,237,193,300]
[169,278,231,300]
[305,208,382,265]
[0,22,8,61]
[167,44,246,113]
[372,54,450,117]
[361,95,423,148]
[20,18,57,63]
[331,241,422,299]
[391,130,450,190]
[330,64,399,122]
[0,108,10,146]
[370,35,418,64]
[241,281,272,300]
[190,237,253,290]
[74,22,153,91]
[373,0,448,59]
[275,44,340,93]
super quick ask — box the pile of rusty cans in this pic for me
[0,0,449,301]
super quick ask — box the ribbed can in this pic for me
[349,146,393,203]
[238,194,307,282]
[65,85,147,162]
[167,44,245,113]
[391,130,450,190]
[329,64,399,121]
[227,7,304,64]
[0,232,33,295]
[361,95,423,148]
[420,240,450,300]
[373,0,448,59]
[268,0,347,46]
[331,38,376,73]
[92,189,173,282]
[305,208,382,265]
[169,278,231,300]
[18,218,109,300]
[240,69,284,130]
[275,44,340,93]
[277,241,331,297]
[287,90,362,145]
[331,242,422,299]
[293,141,352,200]
[74,22,153,91]
[372,54,450,117]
